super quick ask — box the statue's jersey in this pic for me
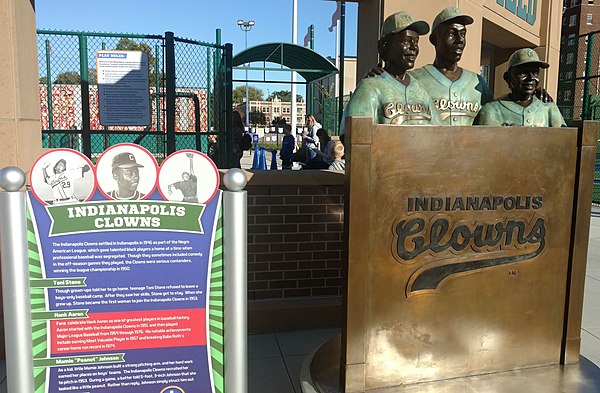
[410,65,493,125]
[476,96,566,127]
[340,71,432,134]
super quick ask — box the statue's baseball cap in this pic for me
[112,152,144,170]
[432,7,474,32]
[507,48,549,70]
[381,11,430,40]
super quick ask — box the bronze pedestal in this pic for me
[333,119,598,392]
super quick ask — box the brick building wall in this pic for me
[229,170,345,332]
[246,174,344,300]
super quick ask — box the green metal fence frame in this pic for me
[558,29,600,204]
[37,29,233,167]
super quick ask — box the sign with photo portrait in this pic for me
[27,144,224,393]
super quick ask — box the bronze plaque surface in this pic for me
[342,119,595,391]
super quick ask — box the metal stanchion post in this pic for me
[223,168,248,393]
[0,167,34,393]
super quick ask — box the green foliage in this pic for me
[114,38,160,86]
[250,110,267,126]
[51,69,97,85]
[271,117,287,126]
[268,90,303,102]
[54,71,81,84]
[233,85,264,104]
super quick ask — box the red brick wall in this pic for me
[244,173,345,301]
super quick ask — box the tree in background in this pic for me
[48,69,98,85]
[115,38,159,86]
[271,117,287,126]
[233,85,264,104]
[268,90,303,102]
[250,110,267,126]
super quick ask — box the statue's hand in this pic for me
[535,87,554,103]
[365,64,384,79]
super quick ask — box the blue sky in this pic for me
[35,0,358,99]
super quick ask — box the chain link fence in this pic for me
[37,30,232,166]
[558,29,600,203]
[322,94,351,136]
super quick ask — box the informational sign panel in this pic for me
[97,51,151,126]
[27,144,224,393]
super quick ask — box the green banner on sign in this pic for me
[46,202,205,236]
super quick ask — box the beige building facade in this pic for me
[1,0,43,173]
[355,0,563,98]
[235,96,306,126]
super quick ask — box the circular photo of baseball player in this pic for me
[158,150,219,204]
[95,143,158,200]
[30,149,95,205]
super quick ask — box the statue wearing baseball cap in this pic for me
[409,7,493,126]
[108,152,146,200]
[340,11,433,134]
[476,48,566,127]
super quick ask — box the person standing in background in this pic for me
[207,134,220,166]
[280,124,295,170]
[231,111,245,168]
[304,115,321,162]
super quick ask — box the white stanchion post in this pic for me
[223,168,248,393]
[0,167,34,393]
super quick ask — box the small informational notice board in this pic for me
[26,143,224,393]
[97,50,151,126]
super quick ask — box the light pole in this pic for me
[237,19,255,127]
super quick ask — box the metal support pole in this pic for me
[0,167,34,393]
[45,40,54,132]
[155,44,162,133]
[193,94,201,150]
[582,33,594,120]
[307,25,315,116]
[337,1,346,134]
[78,35,92,157]
[165,31,177,155]
[223,169,248,393]
[225,43,234,168]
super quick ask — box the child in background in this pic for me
[328,142,345,171]
[207,134,219,166]
[280,124,294,170]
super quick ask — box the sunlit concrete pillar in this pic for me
[0,0,43,172]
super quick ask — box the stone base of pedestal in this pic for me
[301,335,600,393]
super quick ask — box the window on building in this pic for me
[587,14,593,25]
[262,107,269,113]
[589,0,594,4]
[566,53,575,64]
[566,71,574,79]
[571,0,580,6]
[564,90,572,101]
[569,14,577,26]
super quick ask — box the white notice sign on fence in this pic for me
[97,50,151,126]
